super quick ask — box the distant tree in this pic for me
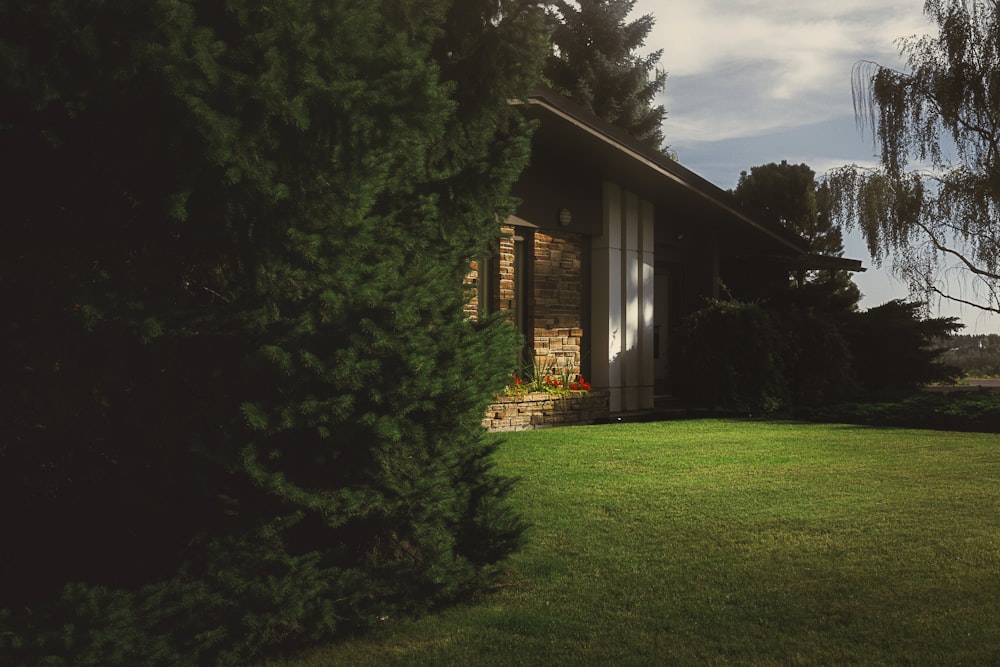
[828,0,1000,314]
[545,0,667,149]
[0,0,546,663]
[734,160,859,298]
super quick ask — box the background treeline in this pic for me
[940,334,1000,378]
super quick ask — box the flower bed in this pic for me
[483,390,610,432]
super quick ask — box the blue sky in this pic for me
[634,0,1000,334]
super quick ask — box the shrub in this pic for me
[676,300,789,415]
[844,300,962,398]
[0,0,546,664]
[675,295,960,415]
[774,305,854,408]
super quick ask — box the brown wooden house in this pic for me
[469,87,863,416]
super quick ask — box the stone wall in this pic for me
[483,390,609,432]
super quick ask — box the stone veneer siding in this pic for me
[498,228,517,312]
[530,229,584,377]
[466,225,597,430]
[462,258,481,319]
[462,226,518,320]
[463,227,585,380]
[483,390,609,432]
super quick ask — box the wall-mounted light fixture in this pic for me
[558,208,572,227]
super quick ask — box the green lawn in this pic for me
[263,420,1000,666]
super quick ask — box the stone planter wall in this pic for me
[483,390,610,432]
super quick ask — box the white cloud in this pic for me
[635,0,933,142]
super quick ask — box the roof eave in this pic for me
[518,87,812,257]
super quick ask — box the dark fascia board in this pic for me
[517,87,866,272]
[734,253,867,272]
[795,254,867,273]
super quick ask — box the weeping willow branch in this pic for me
[927,284,1000,314]
[839,2,1000,315]
[912,216,1000,282]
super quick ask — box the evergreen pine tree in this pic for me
[734,160,860,302]
[545,0,667,149]
[729,162,861,407]
[1,0,547,663]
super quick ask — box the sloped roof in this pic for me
[517,87,865,273]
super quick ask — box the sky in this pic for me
[633,0,1000,335]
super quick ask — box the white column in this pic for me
[592,182,624,413]
[593,184,656,414]
[622,191,640,411]
[638,198,655,409]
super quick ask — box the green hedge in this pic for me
[800,390,1000,432]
